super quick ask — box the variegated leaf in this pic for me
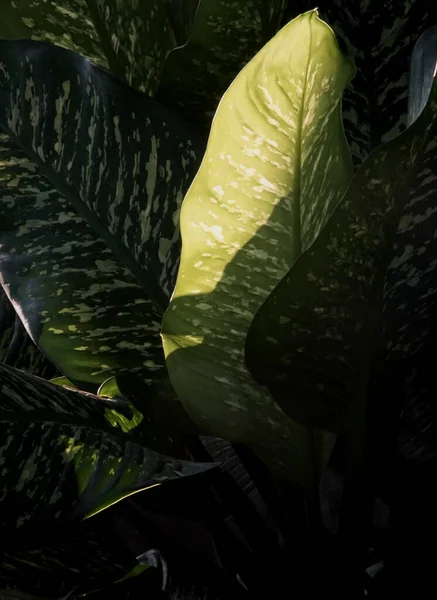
[97,374,198,458]
[0,285,57,379]
[157,0,288,127]
[288,1,437,464]
[0,284,15,364]
[1,514,139,598]
[0,363,214,546]
[382,25,437,461]
[312,1,437,166]
[0,133,166,393]
[0,40,203,394]
[0,40,204,307]
[162,11,354,486]
[0,0,201,94]
[245,75,437,435]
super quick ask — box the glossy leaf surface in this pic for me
[162,11,354,484]
[246,77,437,435]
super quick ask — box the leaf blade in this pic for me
[162,11,354,484]
[245,76,437,434]
[0,363,214,542]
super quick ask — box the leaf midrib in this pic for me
[292,15,313,259]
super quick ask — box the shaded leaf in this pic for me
[157,0,288,127]
[0,511,138,598]
[0,0,201,94]
[245,76,437,435]
[0,362,214,545]
[312,1,437,166]
[0,40,203,393]
[0,39,204,305]
[162,11,354,485]
[0,285,57,379]
[309,2,437,463]
[381,25,437,462]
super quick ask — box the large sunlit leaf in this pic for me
[157,0,288,127]
[0,40,204,394]
[0,0,201,94]
[0,362,214,548]
[162,11,354,486]
[245,75,437,435]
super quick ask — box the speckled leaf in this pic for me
[245,77,437,435]
[0,511,152,598]
[157,0,288,127]
[306,3,437,462]
[97,374,198,458]
[311,1,437,167]
[0,285,15,364]
[381,26,437,461]
[0,133,166,394]
[0,0,201,95]
[0,39,204,308]
[0,285,57,379]
[162,11,354,486]
[0,362,214,544]
[0,40,203,394]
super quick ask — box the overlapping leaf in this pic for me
[162,11,354,486]
[290,0,437,465]
[1,514,139,598]
[0,40,204,393]
[309,1,437,165]
[245,75,437,435]
[382,25,437,461]
[0,40,204,306]
[0,285,57,379]
[0,0,201,94]
[0,362,214,547]
[157,0,288,127]
[0,131,166,393]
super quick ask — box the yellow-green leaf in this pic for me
[162,10,354,486]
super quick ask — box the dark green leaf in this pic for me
[313,0,437,166]
[381,25,437,461]
[0,286,57,379]
[0,0,201,94]
[0,40,203,392]
[245,76,437,435]
[0,362,214,543]
[157,0,288,127]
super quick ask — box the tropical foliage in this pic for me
[1,0,437,598]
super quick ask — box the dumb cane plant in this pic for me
[1,0,437,597]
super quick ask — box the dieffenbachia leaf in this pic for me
[245,75,437,435]
[381,25,437,461]
[157,0,288,127]
[97,373,201,458]
[312,0,437,166]
[1,510,151,598]
[162,11,354,486]
[282,2,437,464]
[0,40,203,394]
[0,0,201,94]
[0,40,204,307]
[408,25,437,126]
[0,132,167,394]
[0,362,214,547]
[0,285,57,379]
